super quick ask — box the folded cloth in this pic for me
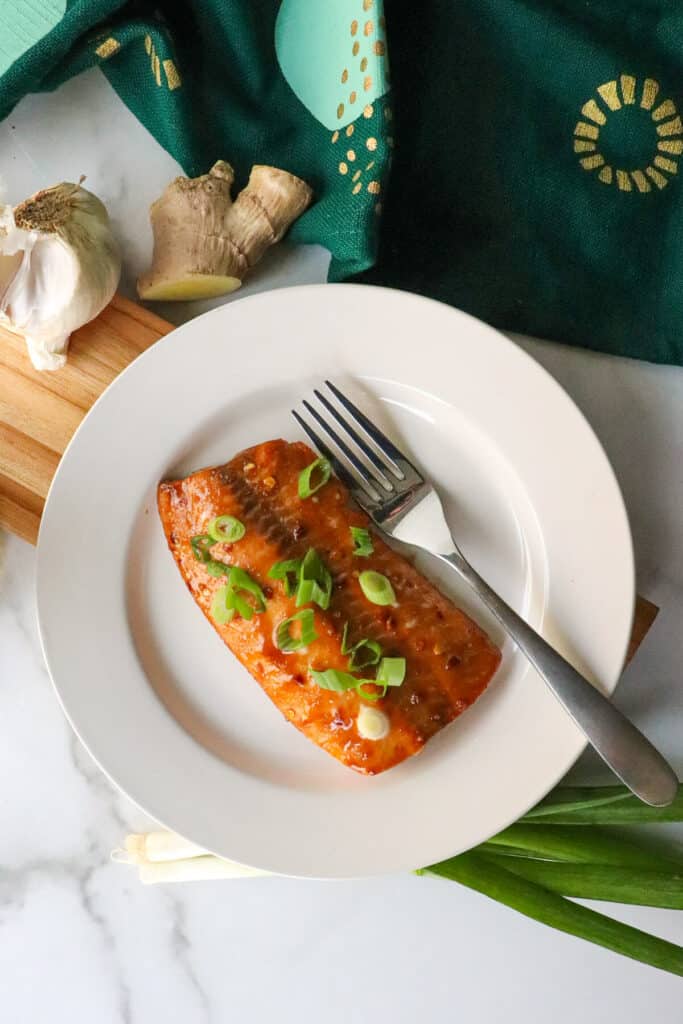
[1,1,681,364]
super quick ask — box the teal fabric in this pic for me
[1,1,682,364]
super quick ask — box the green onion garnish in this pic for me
[355,681,387,702]
[210,585,235,625]
[224,566,266,621]
[191,534,230,576]
[376,657,406,687]
[350,526,374,557]
[205,559,231,577]
[298,457,331,498]
[191,534,214,562]
[341,622,382,670]
[275,609,318,652]
[207,515,246,543]
[268,558,302,597]
[296,548,332,610]
[310,656,406,701]
[309,668,361,693]
[359,570,397,606]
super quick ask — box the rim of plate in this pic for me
[36,284,635,878]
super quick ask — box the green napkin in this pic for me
[1,1,681,365]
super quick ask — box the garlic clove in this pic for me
[0,181,121,371]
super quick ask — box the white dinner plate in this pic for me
[36,284,634,878]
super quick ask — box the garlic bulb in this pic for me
[0,179,121,370]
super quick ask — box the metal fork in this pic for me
[293,380,677,806]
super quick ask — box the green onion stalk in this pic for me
[418,783,683,976]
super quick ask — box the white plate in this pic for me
[36,285,634,878]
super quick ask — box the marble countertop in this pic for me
[1,69,682,1023]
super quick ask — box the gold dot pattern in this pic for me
[575,75,681,193]
[95,37,120,59]
[333,4,390,198]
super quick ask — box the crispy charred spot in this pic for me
[293,673,305,686]
[263,584,274,599]
[446,654,462,670]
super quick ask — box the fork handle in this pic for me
[438,550,678,806]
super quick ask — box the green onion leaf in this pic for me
[207,515,246,543]
[340,623,382,671]
[350,526,374,557]
[275,610,318,652]
[268,558,302,597]
[355,681,388,702]
[359,570,396,606]
[296,548,332,610]
[298,457,332,498]
[309,668,360,693]
[422,851,683,977]
[210,585,235,625]
[224,566,266,621]
[191,535,214,562]
[376,657,406,687]
[205,559,230,577]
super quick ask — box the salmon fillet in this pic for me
[158,439,501,775]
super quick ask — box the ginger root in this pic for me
[137,161,312,301]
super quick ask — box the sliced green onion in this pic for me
[207,515,245,543]
[298,457,331,498]
[309,668,360,693]
[205,559,230,577]
[376,657,406,687]
[359,570,396,606]
[355,681,388,702]
[296,548,332,610]
[340,623,382,671]
[210,585,235,625]
[350,526,374,557]
[268,558,302,597]
[224,566,266,621]
[191,534,214,562]
[275,610,318,652]
[191,535,230,576]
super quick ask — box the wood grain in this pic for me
[0,293,171,543]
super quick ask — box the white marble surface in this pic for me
[1,68,683,1022]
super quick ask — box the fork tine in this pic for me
[291,410,382,504]
[303,400,393,494]
[325,380,421,481]
[313,388,399,484]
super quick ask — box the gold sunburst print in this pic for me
[574,75,681,192]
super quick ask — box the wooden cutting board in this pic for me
[0,293,172,545]
[0,293,658,653]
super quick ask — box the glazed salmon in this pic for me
[158,440,501,775]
